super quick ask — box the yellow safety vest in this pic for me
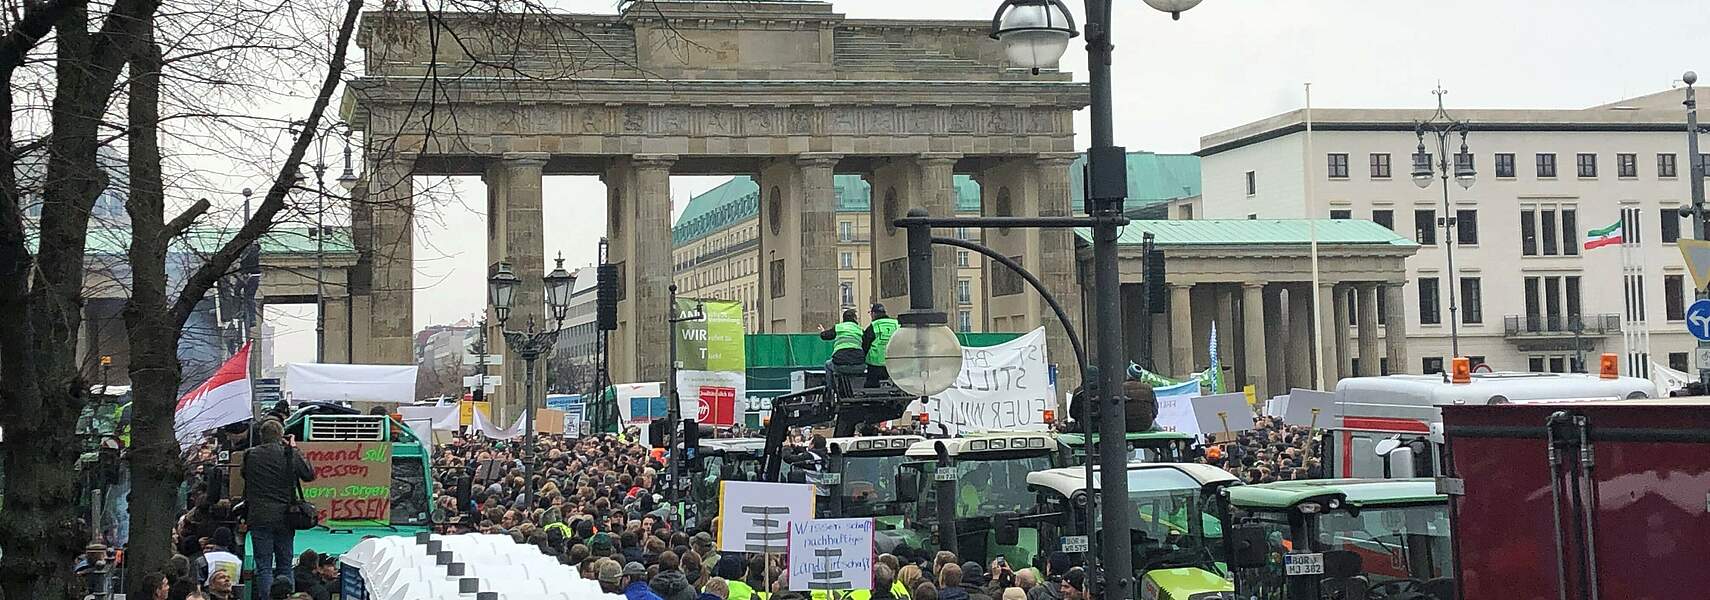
[866,318,899,366]
[832,321,864,352]
[812,590,872,600]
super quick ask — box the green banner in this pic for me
[675,298,746,372]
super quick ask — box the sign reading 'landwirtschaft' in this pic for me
[787,518,875,592]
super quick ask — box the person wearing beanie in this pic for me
[597,558,625,594]
[624,561,666,600]
[651,567,698,600]
[1057,569,1086,600]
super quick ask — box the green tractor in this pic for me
[1022,462,1240,600]
[821,435,926,554]
[688,437,769,531]
[894,432,1063,566]
[1218,479,1453,600]
[1056,430,1196,465]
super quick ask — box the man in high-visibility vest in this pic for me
[863,303,899,387]
[819,309,868,373]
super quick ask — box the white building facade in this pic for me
[1198,89,1704,376]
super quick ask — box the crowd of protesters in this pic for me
[1190,415,1324,483]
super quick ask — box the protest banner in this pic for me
[1152,380,1204,435]
[1283,388,1336,428]
[564,402,586,438]
[921,328,1051,436]
[546,394,582,411]
[718,481,815,553]
[1192,393,1256,437]
[536,409,566,435]
[459,400,492,427]
[787,518,875,592]
[616,383,666,424]
[677,298,747,427]
[298,441,392,522]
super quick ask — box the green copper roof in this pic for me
[1068,151,1201,213]
[1223,478,1445,511]
[1076,219,1419,247]
[672,151,1201,246]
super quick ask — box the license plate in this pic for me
[934,467,958,481]
[820,472,842,485]
[1284,553,1324,576]
[1060,535,1089,553]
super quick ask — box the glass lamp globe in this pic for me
[886,317,965,398]
[990,0,1078,71]
[1143,0,1204,20]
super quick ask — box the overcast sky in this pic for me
[265,0,1710,366]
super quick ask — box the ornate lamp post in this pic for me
[1410,86,1476,357]
[488,254,576,510]
[982,0,1198,595]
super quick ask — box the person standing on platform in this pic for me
[863,304,899,387]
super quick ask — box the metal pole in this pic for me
[1305,82,1327,389]
[667,284,681,523]
[1686,72,1709,389]
[315,158,327,363]
[523,349,537,510]
[1438,131,1460,357]
[1082,0,1134,595]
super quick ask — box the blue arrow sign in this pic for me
[1687,299,1710,341]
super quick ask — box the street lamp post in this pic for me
[1681,71,1710,389]
[665,283,705,528]
[982,0,1199,595]
[293,122,360,363]
[1410,86,1476,358]
[489,255,576,510]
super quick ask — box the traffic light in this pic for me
[597,263,619,331]
[648,418,668,448]
[1144,248,1167,313]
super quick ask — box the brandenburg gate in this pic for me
[345,0,1090,412]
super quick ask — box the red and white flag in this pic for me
[175,342,254,447]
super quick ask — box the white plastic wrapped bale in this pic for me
[342,532,620,600]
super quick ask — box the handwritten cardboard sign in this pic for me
[788,518,875,591]
[718,481,815,553]
[299,441,392,522]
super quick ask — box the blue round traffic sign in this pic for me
[1687,299,1710,341]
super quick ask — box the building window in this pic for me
[1566,276,1582,322]
[1521,209,1537,256]
[1662,208,1682,243]
[1456,209,1478,245]
[1660,153,1678,178]
[1245,171,1256,196]
[838,221,853,242]
[1562,208,1579,255]
[1372,209,1394,230]
[1330,209,1351,220]
[1550,357,1568,373]
[1328,153,1349,179]
[1702,154,1710,177]
[1626,274,1647,321]
[1414,209,1436,245]
[1495,153,1516,178]
[1461,277,1482,324]
[958,310,973,332]
[1380,358,1391,376]
[1667,274,1686,321]
[1541,209,1559,255]
[956,250,969,267]
[1621,206,1642,245]
[1370,153,1391,178]
[992,255,1025,297]
[955,227,971,241]
[1537,153,1557,178]
[1617,153,1638,178]
[1529,357,1545,373]
[1576,153,1597,178]
[1671,352,1690,373]
[839,282,854,307]
[840,252,854,269]
[957,279,972,305]
[1422,357,1445,375]
[1418,277,1441,325]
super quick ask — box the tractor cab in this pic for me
[821,435,926,554]
[1056,430,1195,465]
[1220,479,1452,600]
[689,437,768,530]
[895,433,1062,566]
[1025,462,1239,599]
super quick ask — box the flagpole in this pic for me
[1305,83,1326,390]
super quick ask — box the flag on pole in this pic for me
[1208,322,1224,394]
[1584,220,1623,250]
[175,343,254,448]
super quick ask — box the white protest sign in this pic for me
[1151,380,1203,435]
[718,481,815,553]
[922,328,1051,436]
[1193,393,1256,436]
[787,518,875,592]
[1284,388,1336,428]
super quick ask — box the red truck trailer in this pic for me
[1440,399,1710,600]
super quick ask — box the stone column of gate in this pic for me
[796,154,842,329]
[1169,283,1195,379]
[365,153,417,365]
[1285,284,1313,390]
[1356,283,1380,376]
[1264,285,1288,396]
[1330,284,1351,381]
[630,154,677,383]
[916,153,962,314]
[1034,152,1083,395]
[493,152,548,421]
[1241,282,1269,398]
[1319,282,1343,388]
[1383,281,1410,375]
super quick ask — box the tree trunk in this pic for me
[121,29,181,593]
